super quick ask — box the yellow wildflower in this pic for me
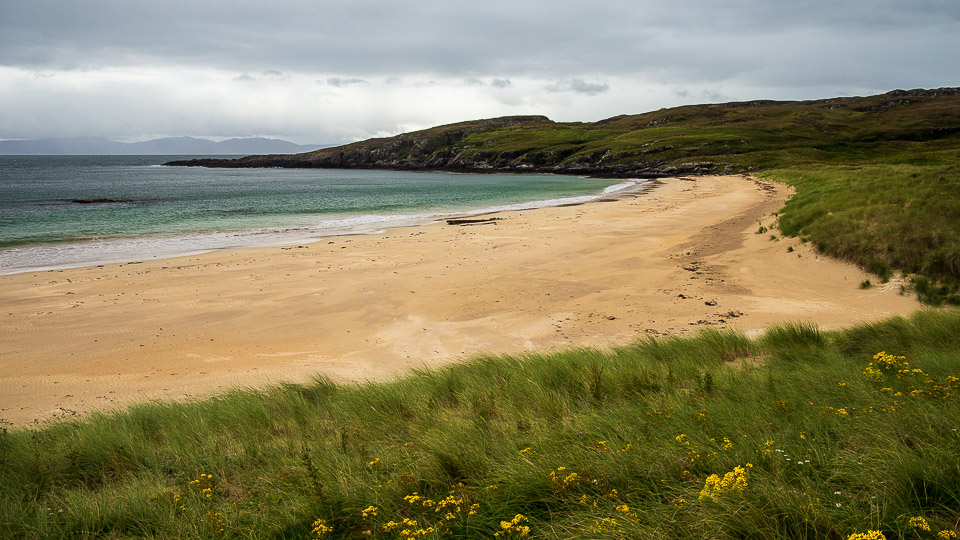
[847,531,885,540]
[910,516,931,531]
[495,514,530,537]
[699,465,749,501]
[311,519,333,538]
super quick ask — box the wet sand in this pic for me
[0,175,920,425]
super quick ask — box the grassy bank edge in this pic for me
[1,309,959,538]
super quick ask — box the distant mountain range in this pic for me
[0,136,330,155]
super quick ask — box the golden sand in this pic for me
[0,175,919,425]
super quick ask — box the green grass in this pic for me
[3,310,960,538]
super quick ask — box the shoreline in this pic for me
[0,175,920,426]
[0,177,647,277]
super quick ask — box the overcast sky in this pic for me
[1,0,957,144]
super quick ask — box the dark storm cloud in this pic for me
[2,0,957,85]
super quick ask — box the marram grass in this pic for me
[2,311,960,539]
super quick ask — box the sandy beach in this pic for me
[0,175,920,425]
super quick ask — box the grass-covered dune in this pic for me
[169,88,960,304]
[3,310,960,539]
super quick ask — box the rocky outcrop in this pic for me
[164,151,719,178]
[164,113,726,177]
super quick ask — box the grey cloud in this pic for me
[2,0,957,85]
[1,0,958,143]
[327,77,369,87]
[546,79,610,96]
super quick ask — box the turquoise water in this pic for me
[0,156,638,273]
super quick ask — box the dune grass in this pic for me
[765,161,960,305]
[2,311,959,538]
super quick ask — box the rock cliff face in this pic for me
[165,88,960,178]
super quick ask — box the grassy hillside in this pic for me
[2,311,959,538]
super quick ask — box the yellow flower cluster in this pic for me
[399,526,435,538]
[821,406,849,417]
[615,503,639,521]
[376,483,478,536]
[938,530,958,539]
[403,492,425,505]
[382,517,435,538]
[495,514,530,537]
[910,516,931,531]
[383,518,419,533]
[721,437,734,451]
[311,519,333,538]
[188,473,213,486]
[847,531,885,540]
[549,466,579,488]
[698,464,751,502]
[863,352,959,399]
[864,351,908,384]
[875,351,907,372]
[185,473,215,500]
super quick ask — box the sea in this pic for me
[0,155,644,275]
